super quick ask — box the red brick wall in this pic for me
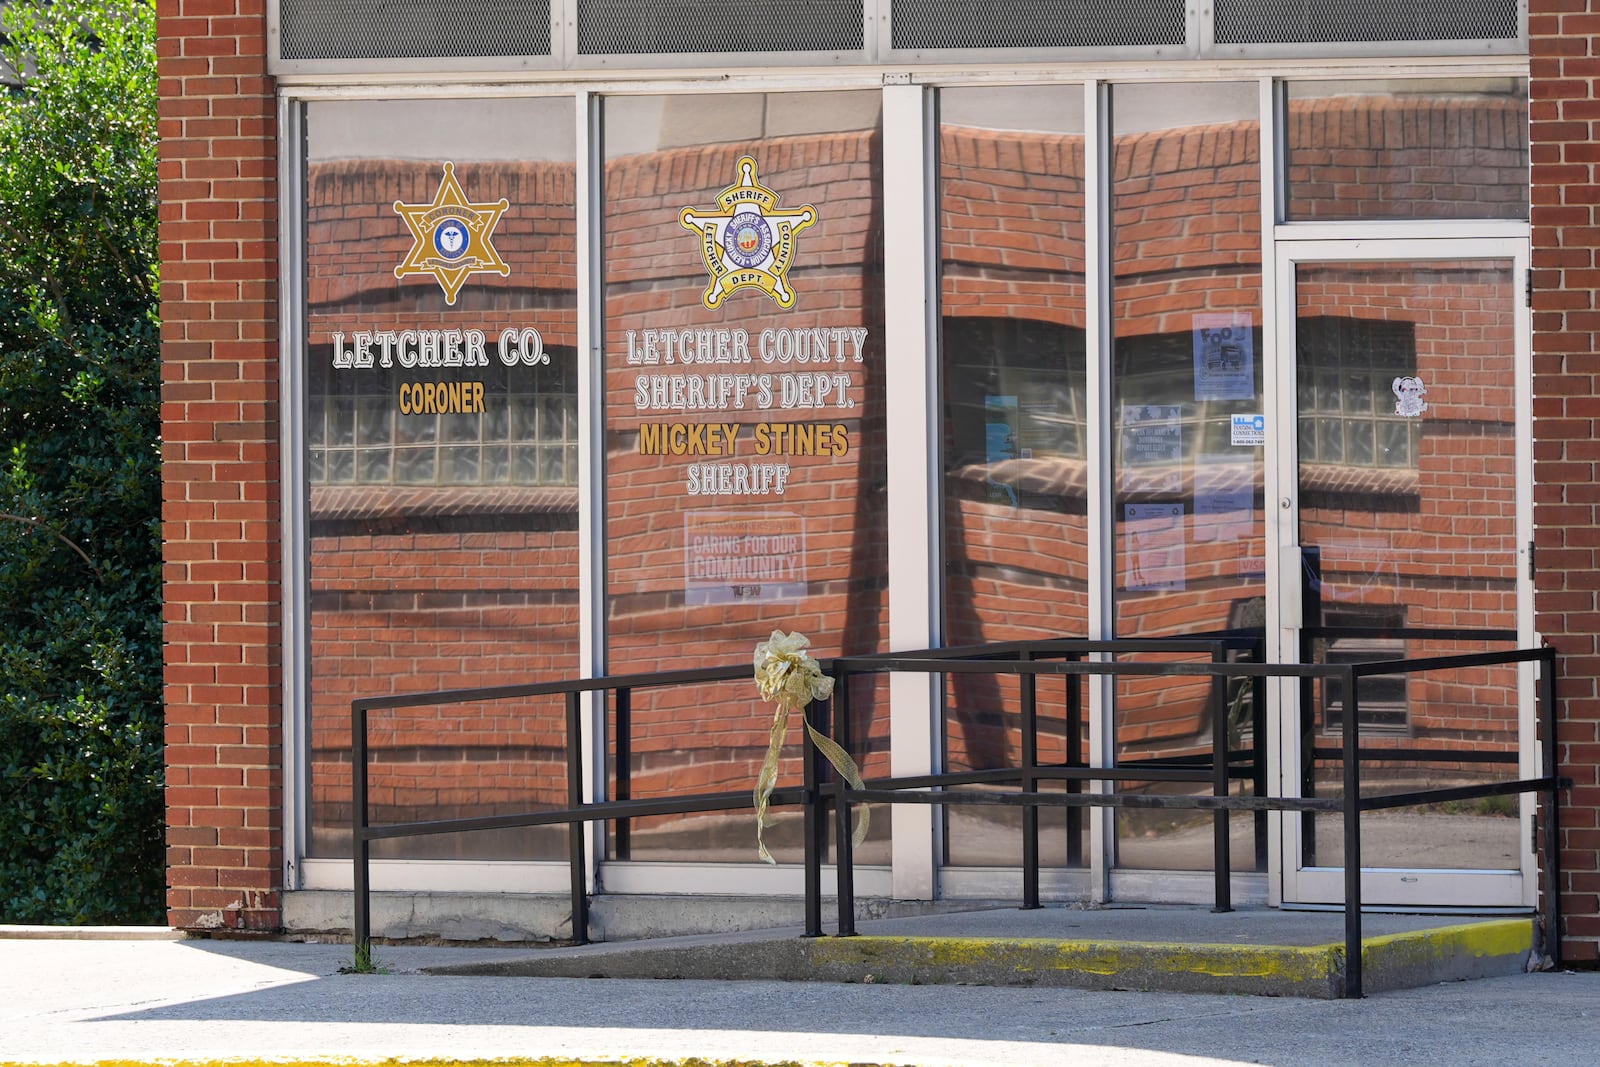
[157,0,281,931]
[156,39,1566,932]
[1531,0,1600,964]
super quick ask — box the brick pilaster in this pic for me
[1531,0,1600,963]
[156,0,281,932]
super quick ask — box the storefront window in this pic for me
[937,86,1089,867]
[286,73,1532,896]
[1285,79,1528,222]
[600,92,888,865]
[302,98,580,861]
[1109,82,1266,872]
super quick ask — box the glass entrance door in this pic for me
[1275,239,1534,909]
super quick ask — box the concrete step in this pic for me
[421,905,1541,998]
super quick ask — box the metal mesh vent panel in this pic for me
[576,0,864,54]
[892,0,1186,50]
[279,0,551,60]
[1214,0,1520,44]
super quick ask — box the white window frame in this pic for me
[282,60,1531,908]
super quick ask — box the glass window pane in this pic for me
[1318,418,1344,463]
[303,97,581,864]
[1294,259,1521,873]
[1381,420,1413,466]
[394,448,436,484]
[1286,79,1528,222]
[394,414,436,446]
[1109,82,1266,875]
[938,86,1089,868]
[601,91,889,866]
[323,449,353,484]
[514,445,541,482]
[483,444,510,483]
[356,397,391,446]
[357,448,391,482]
[441,445,479,482]
[329,397,356,446]
[440,411,478,444]
[1347,421,1375,466]
[1347,370,1374,414]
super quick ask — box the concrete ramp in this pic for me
[423,905,1538,998]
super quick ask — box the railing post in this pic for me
[1066,651,1084,868]
[834,670,856,937]
[1300,555,1323,869]
[1210,646,1232,913]
[1020,650,1040,910]
[1251,643,1269,872]
[566,689,589,945]
[352,701,370,951]
[1341,664,1364,998]
[1539,647,1562,967]
[803,679,830,938]
[614,686,631,860]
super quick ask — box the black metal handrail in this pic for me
[350,633,1564,999]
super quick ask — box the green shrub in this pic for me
[0,0,162,924]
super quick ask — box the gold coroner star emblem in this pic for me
[680,156,817,310]
[393,162,511,305]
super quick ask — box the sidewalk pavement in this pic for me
[1,930,1596,1067]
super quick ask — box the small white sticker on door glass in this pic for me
[1392,376,1428,418]
[1231,413,1265,446]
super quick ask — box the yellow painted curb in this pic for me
[806,918,1534,993]
[1359,917,1532,961]
[0,1058,911,1067]
[811,934,1335,985]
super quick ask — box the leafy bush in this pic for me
[0,0,162,924]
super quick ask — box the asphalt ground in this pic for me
[1,932,1597,1067]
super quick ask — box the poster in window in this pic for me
[1124,503,1186,592]
[1193,312,1254,401]
[684,510,807,606]
[985,395,1020,507]
[1120,404,1183,494]
[1193,455,1253,543]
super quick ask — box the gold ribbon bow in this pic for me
[752,630,868,864]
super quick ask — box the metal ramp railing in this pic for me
[350,633,1565,998]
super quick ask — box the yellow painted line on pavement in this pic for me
[3,1058,915,1067]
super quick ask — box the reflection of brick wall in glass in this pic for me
[303,128,583,862]
[1295,259,1520,756]
[1285,82,1528,222]
[937,93,1092,843]
[599,97,892,865]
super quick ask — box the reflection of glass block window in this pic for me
[1297,317,1419,469]
[943,317,1087,466]
[1319,606,1409,735]
[306,346,579,487]
[1112,326,1266,460]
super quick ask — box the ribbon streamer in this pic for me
[752,630,869,864]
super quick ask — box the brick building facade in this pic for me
[156,1,1600,960]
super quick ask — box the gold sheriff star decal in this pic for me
[680,156,817,310]
[393,162,511,305]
